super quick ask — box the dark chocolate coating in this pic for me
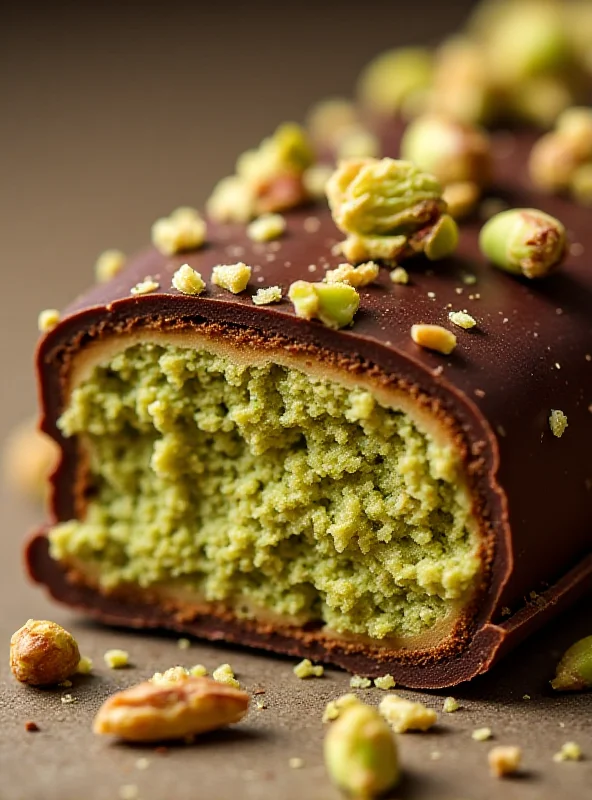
[28,129,592,687]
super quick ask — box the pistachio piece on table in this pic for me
[551,635,592,691]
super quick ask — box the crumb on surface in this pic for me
[212,262,252,294]
[25,722,40,732]
[289,757,304,769]
[247,213,286,242]
[293,659,324,679]
[177,638,191,651]
[150,665,206,684]
[151,207,207,255]
[411,324,457,355]
[349,675,372,689]
[488,745,522,778]
[104,649,130,669]
[322,693,361,723]
[390,266,409,284]
[61,693,76,704]
[378,694,437,733]
[130,278,159,297]
[212,663,240,689]
[549,409,568,438]
[461,273,477,285]
[324,261,379,288]
[252,285,282,305]
[472,727,493,742]
[554,742,583,762]
[443,696,460,713]
[172,264,206,296]
[38,309,61,332]
[77,656,93,675]
[95,249,125,283]
[135,758,150,770]
[374,674,396,691]
[449,310,477,329]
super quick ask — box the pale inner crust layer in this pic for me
[48,328,484,651]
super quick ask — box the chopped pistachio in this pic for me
[358,47,433,116]
[479,208,566,279]
[130,278,159,296]
[172,264,206,296]
[177,638,191,651]
[252,286,282,305]
[390,266,409,285]
[306,98,359,147]
[341,233,408,264]
[551,635,592,691]
[336,129,380,160]
[423,214,459,261]
[449,310,477,329]
[211,262,252,294]
[374,675,396,691]
[288,280,359,330]
[247,213,286,242]
[554,742,583,762]
[411,324,457,355]
[206,175,255,224]
[151,207,207,255]
[472,727,493,742]
[38,309,61,333]
[212,663,240,689]
[61,693,76,704]
[104,649,130,669]
[293,659,324,679]
[150,666,193,685]
[443,181,480,220]
[76,656,93,675]
[489,745,522,778]
[324,703,400,797]
[350,675,372,690]
[549,409,568,438]
[323,694,362,723]
[95,249,126,283]
[189,664,207,678]
[378,694,437,734]
[443,696,460,713]
[324,261,379,288]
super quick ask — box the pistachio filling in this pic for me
[49,342,482,642]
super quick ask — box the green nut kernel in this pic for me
[400,115,492,188]
[479,208,566,279]
[357,47,433,116]
[288,281,360,330]
[423,214,459,261]
[551,635,592,691]
[509,75,574,129]
[324,704,400,799]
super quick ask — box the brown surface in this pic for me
[1,2,591,798]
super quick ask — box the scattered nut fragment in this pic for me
[479,208,567,279]
[323,694,362,723]
[411,324,457,355]
[306,97,360,148]
[151,665,207,685]
[93,676,249,742]
[551,636,592,691]
[177,638,191,651]
[549,409,568,438]
[76,656,93,675]
[212,262,252,294]
[247,213,286,242]
[378,694,437,734]
[212,663,240,689]
[302,164,334,201]
[252,285,282,305]
[172,264,206,296]
[288,280,359,330]
[293,659,324,679]
[449,310,477,329]
[488,745,522,778]
[104,649,130,669]
[443,696,460,713]
[324,703,400,798]
[374,675,396,691]
[350,675,372,690]
[38,309,61,332]
[390,266,409,285]
[206,175,255,223]
[358,47,433,116]
[324,261,379,288]
[2,417,59,502]
[10,620,80,687]
[95,249,126,283]
[151,207,207,256]
[336,129,380,160]
[554,742,583,762]
[61,693,76,704]
[472,727,493,742]
[131,278,159,296]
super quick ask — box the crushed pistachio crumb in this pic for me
[189,664,207,678]
[131,278,159,297]
[135,758,150,771]
[349,675,372,689]
[323,694,361,723]
[212,262,252,294]
[472,727,493,742]
[449,310,477,329]
[59,679,73,688]
[288,280,359,329]
[247,213,286,242]
[177,638,191,650]
[390,266,409,284]
[293,659,324,679]
[252,285,282,305]
[149,665,203,685]
[554,742,583,762]
[151,207,207,255]
[76,656,93,675]
[374,675,396,691]
[411,324,457,355]
[38,309,61,333]
[489,746,522,778]
[523,694,531,701]
[61,693,76,704]
[95,249,126,283]
[443,697,460,713]
[289,757,304,769]
[212,663,240,689]
[324,261,379,288]
[461,273,477,285]
[549,409,568,438]
[103,649,130,669]
[172,264,206,296]
[379,694,437,734]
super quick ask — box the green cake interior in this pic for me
[49,339,482,643]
